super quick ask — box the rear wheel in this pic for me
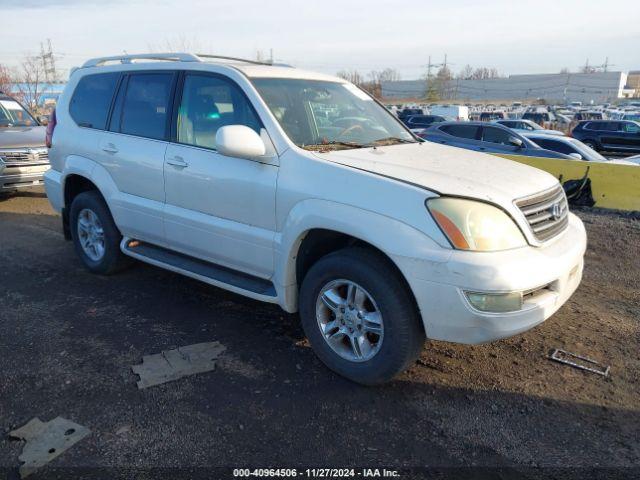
[299,247,425,385]
[69,191,131,274]
[582,139,599,151]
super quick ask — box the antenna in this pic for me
[40,39,58,83]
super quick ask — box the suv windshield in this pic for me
[251,78,415,150]
[0,98,37,127]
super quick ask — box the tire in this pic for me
[299,247,425,385]
[69,190,132,275]
[582,139,599,151]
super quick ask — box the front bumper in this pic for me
[393,213,587,344]
[0,163,50,191]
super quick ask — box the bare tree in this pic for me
[457,64,474,80]
[0,64,13,94]
[559,67,570,74]
[15,56,47,112]
[148,35,206,54]
[456,65,502,80]
[337,70,365,86]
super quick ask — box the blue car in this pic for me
[417,121,572,159]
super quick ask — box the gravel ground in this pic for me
[0,190,638,479]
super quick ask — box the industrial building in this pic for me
[381,71,630,104]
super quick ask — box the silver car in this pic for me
[0,94,50,192]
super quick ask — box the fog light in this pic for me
[465,291,523,313]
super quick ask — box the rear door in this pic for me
[97,71,177,245]
[436,124,480,149]
[599,122,622,149]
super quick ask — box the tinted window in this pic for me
[177,74,262,149]
[69,73,120,130]
[440,124,479,139]
[120,73,174,140]
[481,126,513,145]
[623,122,640,133]
[533,138,574,155]
[500,121,517,128]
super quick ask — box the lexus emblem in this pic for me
[550,202,562,220]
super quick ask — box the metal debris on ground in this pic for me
[549,348,610,377]
[8,417,90,478]
[132,341,226,389]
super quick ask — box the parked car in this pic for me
[480,111,507,121]
[0,93,50,192]
[397,107,424,121]
[524,133,608,162]
[44,53,586,385]
[522,111,556,125]
[573,111,603,122]
[418,122,573,159]
[622,112,640,122]
[571,120,640,154]
[403,114,446,129]
[494,119,564,136]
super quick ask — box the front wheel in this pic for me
[299,247,425,385]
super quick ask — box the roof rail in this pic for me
[194,54,273,66]
[82,53,201,68]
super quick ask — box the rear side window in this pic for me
[440,124,479,139]
[120,73,174,140]
[69,73,120,130]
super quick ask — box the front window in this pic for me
[0,98,37,127]
[251,78,414,150]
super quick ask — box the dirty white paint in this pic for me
[9,417,90,478]
[131,341,226,389]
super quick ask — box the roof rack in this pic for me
[81,52,280,68]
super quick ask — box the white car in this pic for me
[44,53,586,384]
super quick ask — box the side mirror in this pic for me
[569,153,583,160]
[509,136,524,148]
[215,125,266,159]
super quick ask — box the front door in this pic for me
[163,72,278,279]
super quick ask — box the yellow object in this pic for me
[495,154,640,211]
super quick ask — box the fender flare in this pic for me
[273,198,450,312]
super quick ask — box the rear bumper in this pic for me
[0,164,50,191]
[393,213,587,344]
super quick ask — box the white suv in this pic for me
[44,53,586,384]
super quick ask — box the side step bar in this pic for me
[121,238,278,302]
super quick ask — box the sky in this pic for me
[1,0,639,80]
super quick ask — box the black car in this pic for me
[571,120,640,153]
[522,111,556,125]
[403,114,446,129]
[397,108,424,121]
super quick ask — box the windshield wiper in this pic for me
[303,140,367,150]
[369,136,416,146]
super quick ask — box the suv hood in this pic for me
[317,142,558,203]
[0,126,47,149]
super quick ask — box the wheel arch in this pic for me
[274,199,447,319]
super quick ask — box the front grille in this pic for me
[515,184,569,242]
[0,148,49,165]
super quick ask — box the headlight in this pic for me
[427,197,527,251]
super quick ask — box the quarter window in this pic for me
[69,72,120,130]
[120,73,174,140]
[177,74,261,150]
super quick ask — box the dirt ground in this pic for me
[0,189,638,479]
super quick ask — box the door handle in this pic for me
[102,143,118,154]
[166,156,189,168]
